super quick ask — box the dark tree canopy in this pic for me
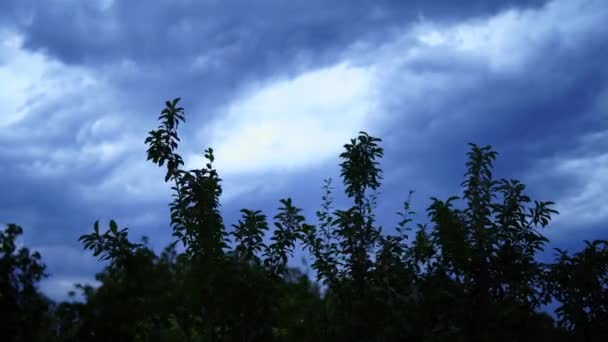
[1,98,606,341]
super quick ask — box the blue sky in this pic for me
[0,0,606,300]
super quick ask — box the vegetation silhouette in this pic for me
[1,98,607,341]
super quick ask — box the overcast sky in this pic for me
[1,0,606,300]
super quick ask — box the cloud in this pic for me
[212,0,601,240]
[189,0,608,230]
[556,153,608,225]
[357,0,608,197]
[7,0,547,65]
[0,30,94,129]
[527,130,608,230]
[181,0,605,186]
[40,276,101,302]
[0,28,170,250]
[190,62,377,175]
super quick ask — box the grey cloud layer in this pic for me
[9,0,547,63]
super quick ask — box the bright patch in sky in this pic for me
[0,31,97,130]
[192,62,377,175]
[551,151,608,228]
[0,32,51,127]
[411,0,607,73]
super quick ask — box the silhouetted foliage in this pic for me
[2,98,606,341]
[1,224,52,342]
[551,240,608,340]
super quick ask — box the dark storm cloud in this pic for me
[1,0,548,118]
[1,0,550,140]
[11,0,547,65]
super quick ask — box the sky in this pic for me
[0,0,606,300]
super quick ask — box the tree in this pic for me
[552,240,608,341]
[0,224,51,342]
